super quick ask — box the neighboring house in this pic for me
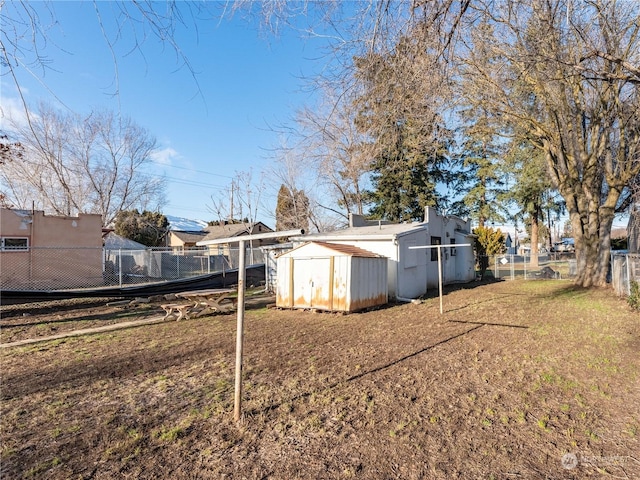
[167,221,277,254]
[290,206,476,301]
[167,230,208,252]
[505,233,514,254]
[629,204,640,254]
[0,208,103,289]
[200,221,277,254]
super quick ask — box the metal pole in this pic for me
[234,239,247,422]
[437,246,443,314]
[194,229,304,422]
[407,243,470,315]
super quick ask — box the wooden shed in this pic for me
[276,241,388,313]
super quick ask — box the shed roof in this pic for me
[278,241,385,258]
[201,221,273,242]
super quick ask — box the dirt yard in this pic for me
[1,280,639,479]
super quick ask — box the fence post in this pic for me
[627,254,632,296]
[523,253,527,280]
[118,249,123,288]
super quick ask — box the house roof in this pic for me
[611,227,628,240]
[292,222,427,242]
[201,222,273,242]
[170,230,208,243]
[279,241,385,258]
[103,232,147,250]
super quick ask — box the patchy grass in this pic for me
[1,280,638,479]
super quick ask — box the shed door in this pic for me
[292,258,332,309]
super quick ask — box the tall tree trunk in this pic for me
[564,180,618,288]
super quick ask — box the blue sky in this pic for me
[1,1,325,225]
[2,2,630,233]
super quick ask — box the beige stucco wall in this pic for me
[0,209,103,289]
[167,232,186,249]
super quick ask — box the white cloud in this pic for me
[0,96,34,131]
[151,146,180,166]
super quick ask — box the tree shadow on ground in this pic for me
[248,324,485,417]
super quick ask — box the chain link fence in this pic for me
[611,253,640,297]
[478,252,578,281]
[1,246,265,291]
[4,246,636,297]
[479,251,640,298]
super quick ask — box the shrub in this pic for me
[629,281,640,311]
[473,226,506,280]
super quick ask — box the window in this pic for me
[450,238,456,256]
[430,236,441,261]
[1,237,29,251]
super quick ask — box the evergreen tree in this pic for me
[114,210,168,247]
[473,226,506,280]
[367,120,448,222]
[504,138,564,265]
[275,184,309,233]
[457,109,507,227]
[354,29,453,222]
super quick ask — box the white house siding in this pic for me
[396,231,432,298]
[454,231,476,282]
[289,207,476,301]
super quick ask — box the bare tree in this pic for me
[456,0,640,287]
[1,102,165,226]
[1,1,214,112]
[207,169,267,258]
[293,87,374,219]
[264,138,313,230]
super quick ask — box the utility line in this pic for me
[158,175,228,190]
[149,159,234,179]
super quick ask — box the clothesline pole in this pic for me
[408,243,471,315]
[233,239,246,422]
[197,228,304,422]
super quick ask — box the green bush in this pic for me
[629,281,640,311]
[473,226,506,280]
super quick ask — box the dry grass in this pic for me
[1,280,639,479]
